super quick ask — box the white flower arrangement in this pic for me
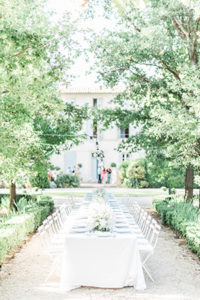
[92,188,107,205]
[93,195,106,204]
[88,202,114,232]
[94,188,106,198]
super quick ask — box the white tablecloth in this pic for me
[60,194,146,291]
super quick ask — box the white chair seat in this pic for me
[137,241,153,253]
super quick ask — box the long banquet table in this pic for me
[60,193,146,291]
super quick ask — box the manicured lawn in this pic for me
[0,188,169,199]
[113,191,167,197]
[43,191,86,197]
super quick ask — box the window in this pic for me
[120,127,129,138]
[63,98,75,104]
[122,153,130,162]
[93,98,97,107]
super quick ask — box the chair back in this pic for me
[148,222,161,248]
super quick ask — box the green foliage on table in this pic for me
[55,174,80,188]
[153,195,200,258]
[0,195,54,265]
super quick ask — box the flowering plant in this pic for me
[88,202,114,232]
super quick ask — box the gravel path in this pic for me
[0,197,200,300]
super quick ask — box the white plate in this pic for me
[115,228,132,233]
[115,221,125,224]
[71,229,87,234]
[115,225,129,228]
[72,225,87,229]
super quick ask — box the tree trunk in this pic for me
[9,180,17,210]
[184,167,194,202]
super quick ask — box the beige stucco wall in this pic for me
[50,88,145,182]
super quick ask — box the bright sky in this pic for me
[48,0,112,87]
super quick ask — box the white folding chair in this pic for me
[138,221,161,282]
[143,215,152,238]
[36,219,65,283]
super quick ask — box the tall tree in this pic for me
[87,0,200,200]
[0,0,88,208]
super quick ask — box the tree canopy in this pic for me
[86,0,200,199]
[0,0,88,195]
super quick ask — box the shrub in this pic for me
[119,155,189,188]
[15,197,29,212]
[161,186,167,192]
[119,158,148,188]
[140,180,149,188]
[36,196,54,212]
[111,162,117,168]
[0,196,54,265]
[127,159,146,178]
[30,173,50,188]
[0,196,10,210]
[186,224,200,258]
[171,188,176,194]
[119,161,129,184]
[0,193,38,205]
[29,163,50,189]
[154,195,200,258]
[55,173,80,188]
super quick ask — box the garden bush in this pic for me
[0,195,54,265]
[30,172,50,189]
[153,196,200,258]
[119,156,188,188]
[0,193,38,205]
[29,163,50,188]
[55,173,80,188]
[111,162,117,168]
[119,161,129,184]
[119,158,149,188]
[186,224,200,258]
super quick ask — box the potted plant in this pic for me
[111,162,116,168]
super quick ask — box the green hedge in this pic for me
[0,193,38,205]
[0,195,54,265]
[55,174,80,188]
[119,156,186,188]
[186,224,200,258]
[153,196,200,258]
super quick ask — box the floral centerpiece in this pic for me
[95,188,105,197]
[88,202,114,232]
[92,188,107,205]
